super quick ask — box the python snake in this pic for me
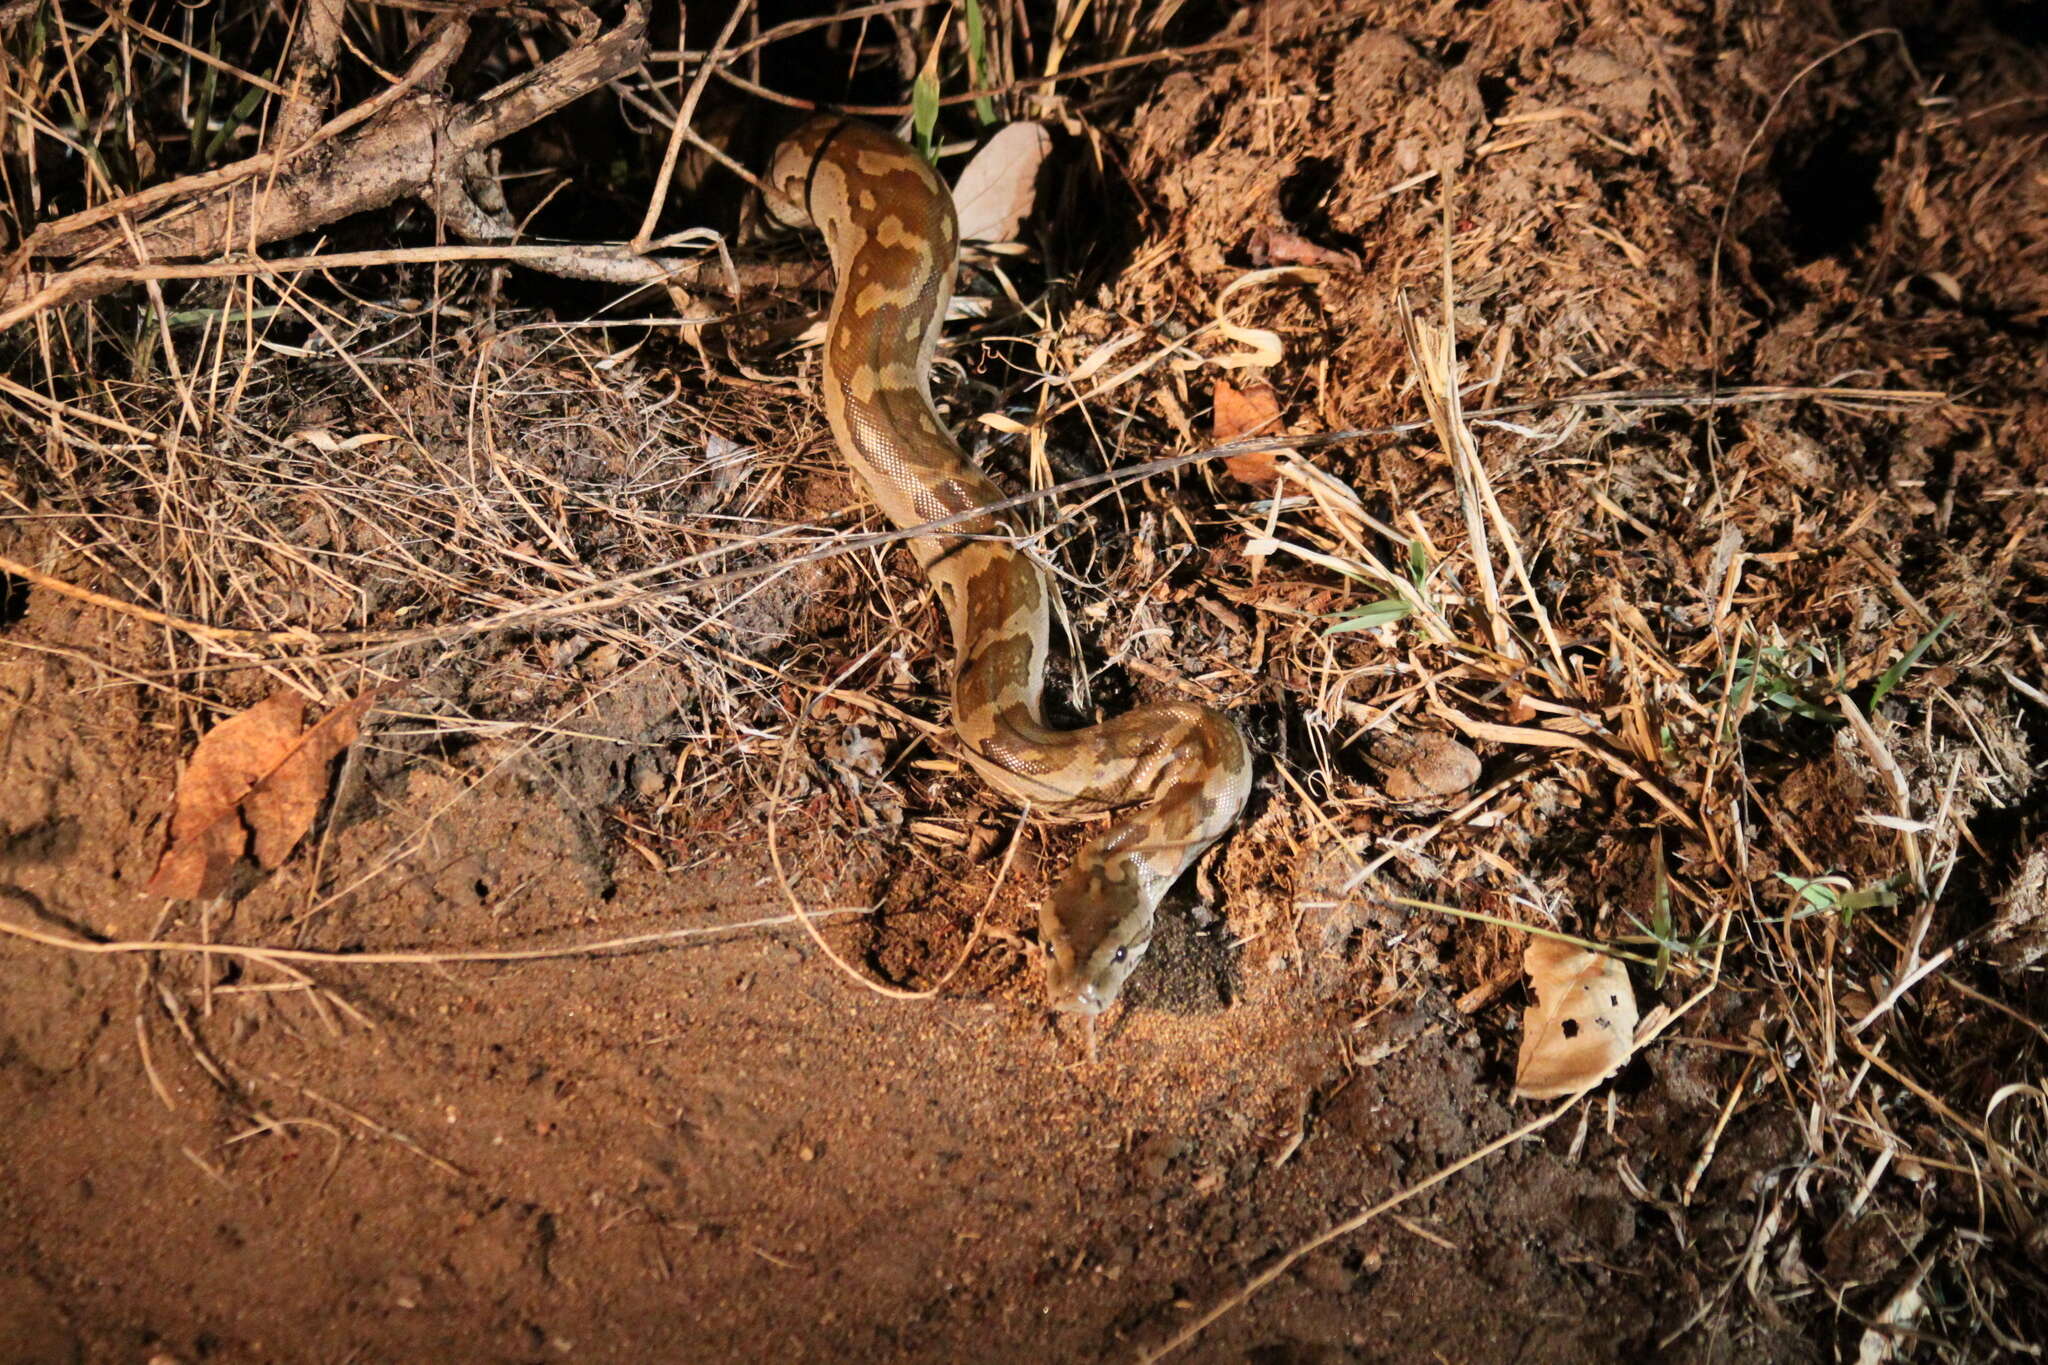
[766,117,1251,1015]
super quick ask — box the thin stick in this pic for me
[0,550,295,646]
[0,908,870,968]
[1682,1055,1757,1205]
[632,0,752,251]
[258,1071,466,1180]
[2,241,720,331]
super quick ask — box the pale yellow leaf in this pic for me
[952,122,1051,244]
[1856,1256,1931,1364]
[289,429,396,454]
[1065,332,1144,387]
[1514,938,1639,1099]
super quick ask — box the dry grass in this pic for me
[2,0,2046,1358]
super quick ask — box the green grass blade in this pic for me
[200,82,268,165]
[963,0,997,125]
[1324,597,1412,636]
[912,41,941,160]
[1869,611,1957,711]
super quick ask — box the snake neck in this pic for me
[796,123,1000,560]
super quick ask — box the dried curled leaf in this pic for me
[1514,938,1639,1099]
[1248,225,1359,269]
[1209,266,1325,371]
[146,688,386,899]
[145,693,304,900]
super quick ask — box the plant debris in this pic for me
[1513,938,1640,1100]
[952,121,1051,244]
[146,689,386,899]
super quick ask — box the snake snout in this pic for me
[1043,943,1099,1014]
[1046,971,1109,1016]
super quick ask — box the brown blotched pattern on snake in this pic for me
[767,118,1252,1015]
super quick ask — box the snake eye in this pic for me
[1111,946,1128,964]
[1044,939,1057,957]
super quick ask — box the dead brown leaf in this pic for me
[146,688,387,899]
[1513,938,1639,1099]
[145,693,304,899]
[244,689,385,868]
[1214,379,1284,486]
[1248,226,1358,269]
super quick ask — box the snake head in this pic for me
[764,116,859,229]
[762,136,818,227]
[1039,855,1154,1016]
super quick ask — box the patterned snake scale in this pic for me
[766,117,1252,1015]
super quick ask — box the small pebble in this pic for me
[629,753,667,799]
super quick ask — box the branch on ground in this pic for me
[0,1,652,322]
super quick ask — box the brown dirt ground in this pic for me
[4,1,2047,1362]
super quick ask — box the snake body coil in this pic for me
[767,118,1251,1014]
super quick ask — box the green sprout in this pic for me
[1406,537,1429,590]
[1773,871,1902,928]
[1725,633,1843,725]
[1323,539,1430,637]
[911,39,942,160]
[1324,596,1413,635]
